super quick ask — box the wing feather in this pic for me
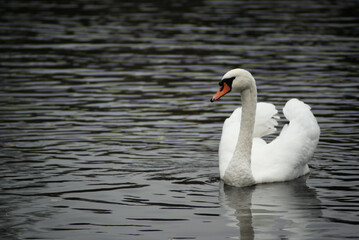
[251,99,320,183]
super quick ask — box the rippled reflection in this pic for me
[220,177,322,240]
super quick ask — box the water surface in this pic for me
[1,0,359,239]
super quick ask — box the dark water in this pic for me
[1,0,359,239]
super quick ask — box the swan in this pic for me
[210,68,320,187]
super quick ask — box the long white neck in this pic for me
[223,81,257,187]
[236,86,257,162]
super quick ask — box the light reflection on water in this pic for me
[1,0,359,239]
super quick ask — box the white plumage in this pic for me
[211,69,320,187]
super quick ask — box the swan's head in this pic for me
[210,68,255,102]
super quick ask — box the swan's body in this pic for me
[211,69,320,187]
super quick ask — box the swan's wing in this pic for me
[219,103,280,178]
[253,102,279,138]
[252,99,320,183]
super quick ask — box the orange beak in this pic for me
[210,82,231,102]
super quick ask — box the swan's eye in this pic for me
[219,77,235,89]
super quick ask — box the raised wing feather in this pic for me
[251,99,320,183]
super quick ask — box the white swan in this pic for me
[211,69,320,187]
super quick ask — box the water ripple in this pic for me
[1,0,359,239]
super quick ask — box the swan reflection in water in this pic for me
[219,176,322,240]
